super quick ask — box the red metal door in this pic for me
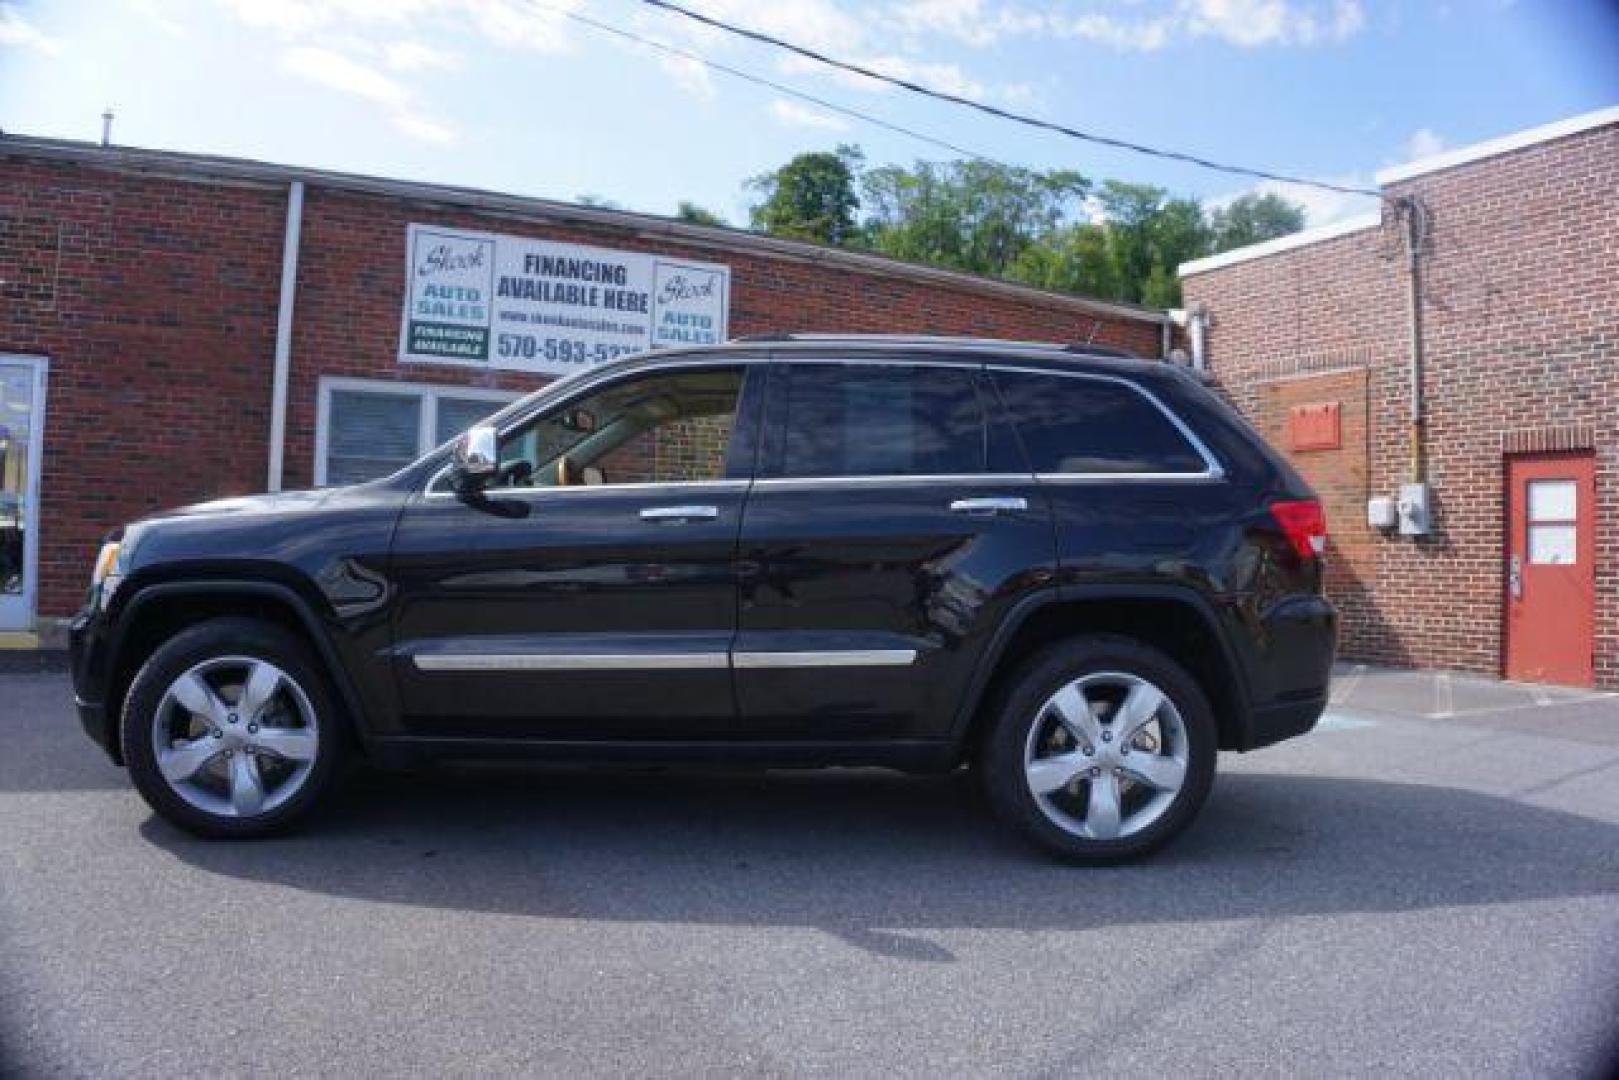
[1504,453,1596,686]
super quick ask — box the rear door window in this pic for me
[991,370,1208,475]
[767,363,985,478]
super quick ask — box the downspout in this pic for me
[1188,303,1208,373]
[267,181,304,492]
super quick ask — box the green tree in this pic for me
[675,201,728,227]
[1093,181,1210,305]
[747,145,864,245]
[1006,221,1119,298]
[1208,191,1306,252]
[861,159,1089,278]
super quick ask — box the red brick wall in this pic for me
[1184,122,1619,687]
[0,159,286,622]
[0,151,1163,621]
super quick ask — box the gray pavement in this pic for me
[3,667,1618,1077]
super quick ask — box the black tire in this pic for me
[980,634,1217,863]
[121,617,346,839]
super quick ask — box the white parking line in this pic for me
[1431,673,1455,719]
[1330,664,1367,705]
[1316,709,1377,732]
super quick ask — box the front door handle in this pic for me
[949,496,1028,515]
[639,505,719,523]
[1508,553,1522,600]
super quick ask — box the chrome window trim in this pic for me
[415,352,1227,495]
[732,649,917,669]
[422,477,750,500]
[752,473,1034,490]
[986,363,1226,481]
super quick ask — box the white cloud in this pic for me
[126,0,189,39]
[888,0,1044,48]
[693,0,865,54]
[283,46,409,107]
[1182,0,1365,47]
[777,51,1040,106]
[384,39,461,72]
[864,55,986,98]
[281,46,457,144]
[221,0,328,36]
[658,53,716,99]
[1210,175,1379,229]
[0,2,62,54]
[1401,127,1448,161]
[466,0,578,54]
[218,0,579,52]
[390,111,457,144]
[1060,12,1178,51]
[909,0,1368,52]
[768,98,850,131]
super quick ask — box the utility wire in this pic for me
[639,0,1383,198]
[527,0,1003,165]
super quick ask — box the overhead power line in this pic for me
[526,0,1003,165]
[639,0,1383,198]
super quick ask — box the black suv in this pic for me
[70,336,1335,860]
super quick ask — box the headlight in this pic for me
[91,541,124,606]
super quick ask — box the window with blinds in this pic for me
[318,380,515,486]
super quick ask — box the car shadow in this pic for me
[139,765,1619,961]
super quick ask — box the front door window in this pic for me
[495,367,744,489]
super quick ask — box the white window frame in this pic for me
[315,376,519,487]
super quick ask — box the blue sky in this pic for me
[2,0,1616,228]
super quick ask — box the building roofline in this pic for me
[1177,211,1382,278]
[1375,104,1619,185]
[0,132,1169,326]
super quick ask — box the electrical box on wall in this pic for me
[1397,483,1431,536]
[1367,496,1397,529]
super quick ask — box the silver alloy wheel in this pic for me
[152,656,319,818]
[1022,670,1189,841]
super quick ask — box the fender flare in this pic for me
[950,583,1254,747]
[109,579,376,745]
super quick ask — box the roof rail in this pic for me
[727,332,1139,358]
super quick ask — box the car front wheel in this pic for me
[121,617,345,839]
[982,635,1216,862]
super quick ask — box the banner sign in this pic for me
[398,223,731,374]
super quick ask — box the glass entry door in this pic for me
[0,356,46,631]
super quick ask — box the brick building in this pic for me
[0,136,1168,639]
[1180,107,1618,688]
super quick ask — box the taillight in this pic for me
[1270,498,1327,559]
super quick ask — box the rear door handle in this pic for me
[639,505,719,523]
[949,496,1028,515]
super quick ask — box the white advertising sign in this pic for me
[398,223,730,375]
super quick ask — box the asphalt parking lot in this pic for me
[3,666,1618,1077]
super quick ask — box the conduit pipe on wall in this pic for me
[267,181,304,492]
[1396,195,1430,485]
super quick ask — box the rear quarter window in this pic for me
[991,370,1208,475]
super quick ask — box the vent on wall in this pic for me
[1287,402,1342,452]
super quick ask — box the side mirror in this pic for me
[450,423,499,492]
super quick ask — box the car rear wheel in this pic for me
[981,635,1216,862]
[121,617,345,838]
